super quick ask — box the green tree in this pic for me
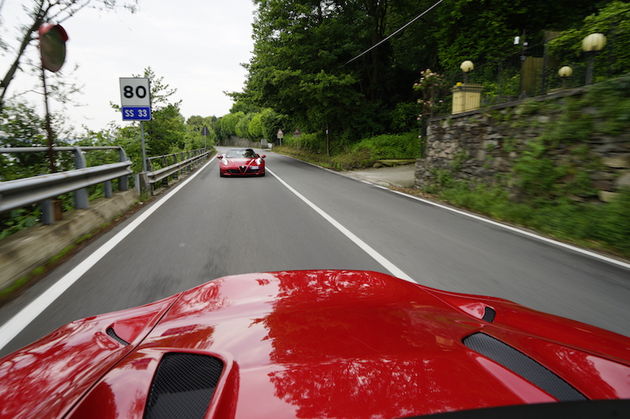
[0,101,74,180]
[144,104,187,155]
[231,0,609,150]
[248,112,265,140]
[0,0,138,111]
[120,67,187,157]
[235,112,254,139]
[548,1,630,80]
[216,112,244,140]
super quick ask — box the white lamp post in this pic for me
[460,60,474,84]
[581,33,607,84]
[558,66,573,88]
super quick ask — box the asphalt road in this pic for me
[1,148,629,356]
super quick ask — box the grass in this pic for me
[400,181,630,259]
[0,227,104,301]
[276,131,420,170]
[0,210,141,302]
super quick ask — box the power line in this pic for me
[345,0,445,65]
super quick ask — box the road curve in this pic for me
[1,147,628,356]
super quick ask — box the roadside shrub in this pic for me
[330,148,374,170]
[432,182,630,257]
[548,2,630,81]
[283,133,323,153]
[349,132,420,159]
[326,132,420,170]
[390,102,420,133]
[591,189,630,254]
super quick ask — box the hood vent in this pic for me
[106,326,130,346]
[144,353,224,419]
[481,307,495,322]
[463,333,585,401]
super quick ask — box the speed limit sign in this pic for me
[119,77,152,121]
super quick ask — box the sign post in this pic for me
[277,129,284,146]
[201,126,209,149]
[120,77,152,172]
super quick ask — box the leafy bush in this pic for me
[548,1,630,82]
[511,75,629,202]
[327,132,420,170]
[283,133,323,153]
[417,75,630,257]
[433,183,630,257]
[390,102,420,133]
[349,132,420,159]
[235,113,254,140]
[330,148,374,170]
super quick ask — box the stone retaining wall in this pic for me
[415,88,630,202]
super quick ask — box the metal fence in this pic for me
[426,31,625,118]
[145,148,211,193]
[0,146,131,224]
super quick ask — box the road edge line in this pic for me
[0,156,217,352]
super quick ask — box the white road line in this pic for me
[0,156,217,352]
[267,168,414,283]
[384,188,630,270]
[274,153,630,271]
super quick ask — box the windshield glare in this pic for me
[225,149,257,159]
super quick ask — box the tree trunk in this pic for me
[0,2,46,111]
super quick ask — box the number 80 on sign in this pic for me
[119,77,152,121]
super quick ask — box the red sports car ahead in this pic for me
[218,148,266,177]
[1,270,629,419]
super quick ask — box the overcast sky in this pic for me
[1,1,256,132]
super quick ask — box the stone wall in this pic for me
[415,87,630,202]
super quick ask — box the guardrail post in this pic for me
[162,155,168,186]
[73,147,89,209]
[134,173,141,195]
[41,199,54,225]
[118,147,129,191]
[175,153,181,179]
[104,181,113,198]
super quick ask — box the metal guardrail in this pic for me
[145,148,210,193]
[0,146,131,224]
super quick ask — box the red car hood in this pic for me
[1,270,629,419]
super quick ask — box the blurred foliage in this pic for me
[219,0,613,154]
[422,75,630,257]
[214,108,288,143]
[513,75,630,202]
[280,131,419,170]
[433,183,630,257]
[389,102,420,133]
[283,133,323,153]
[548,2,630,81]
[217,0,616,155]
